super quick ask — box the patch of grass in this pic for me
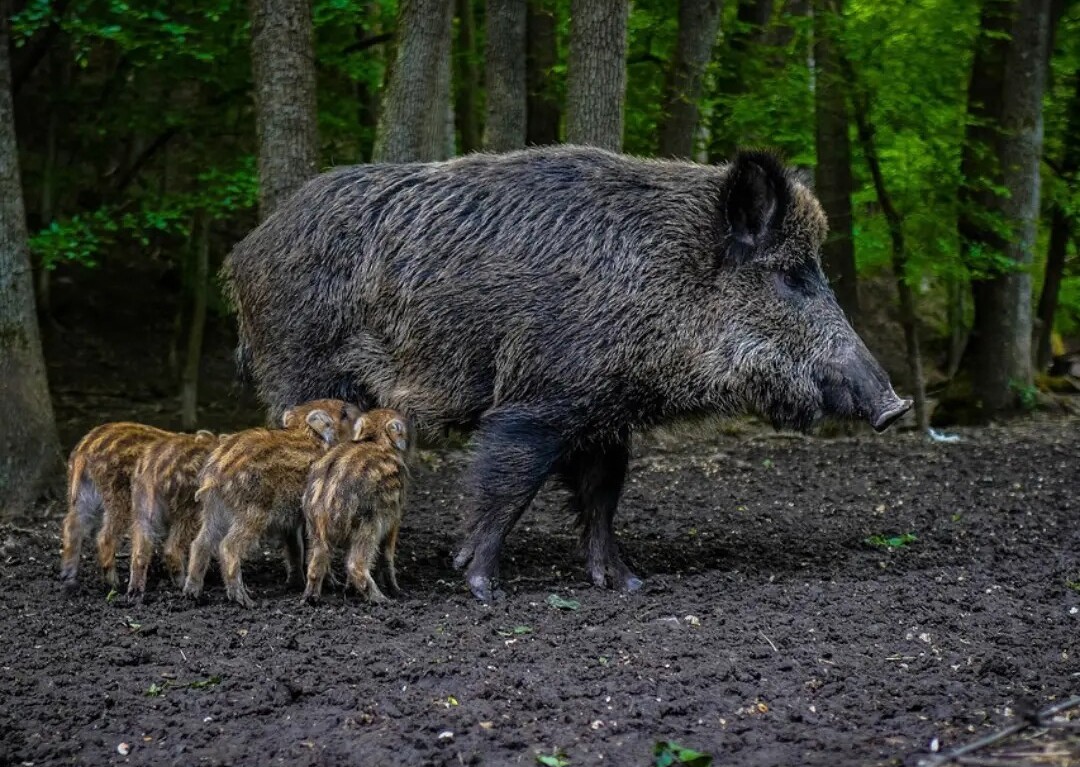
[495,625,532,637]
[145,682,166,697]
[1066,579,1080,593]
[654,741,712,766]
[865,533,917,550]
[105,588,118,603]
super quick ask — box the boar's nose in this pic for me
[870,392,912,432]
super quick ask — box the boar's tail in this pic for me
[66,453,87,513]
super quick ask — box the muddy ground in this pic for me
[2,417,1078,767]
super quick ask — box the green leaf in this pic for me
[654,741,712,767]
[536,753,570,767]
[495,625,533,637]
[188,675,222,689]
[546,594,580,611]
[145,682,166,697]
[865,533,917,549]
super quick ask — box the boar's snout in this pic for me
[818,343,912,432]
[870,392,912,432]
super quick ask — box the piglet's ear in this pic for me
[305,409,337,445]
[282,408,298,428]
[722,150,791,265]
[351,416,369,442]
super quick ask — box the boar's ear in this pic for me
[387,418,410,452]
[722,150,791,264]
[281,408,298,428]
[305,409,337,445]
[351,415,369,442]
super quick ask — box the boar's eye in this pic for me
[773,264,820,299]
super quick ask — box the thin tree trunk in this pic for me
[526,0,560,145]
[484,0,528,151]
[374,0,454,162]
[813,0,858,322]
[843,58,928,431]
[945,276,967,379]
[1034,70,1079,371]
[181,214,210,430]
[455,0,481,154]
[565,0,629,151]
[249,0,319,219]
[657,0,722,159]
[0,5,63,517]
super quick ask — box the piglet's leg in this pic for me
[96,487,132,590]
[374,519,401,597]
[126,483,165,603]
[452,407,563,602]
[282,524,305,590]
[559,432,642,592]
[346,524,386,603]
[183,491,230,599]
[219,515,260,608]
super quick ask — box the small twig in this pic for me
[955,757,1032,767]
[919,697,1080,767]
[760,631,778,653]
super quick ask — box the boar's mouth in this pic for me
[818,371,912,432]
[869,397,912,432]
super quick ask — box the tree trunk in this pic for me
[454,0,481,154]
[526,0,560,145]
[708,0,773,161]
[1034,70,1079,371]
[36,45,63,321]
[249,0,319,219]
[959,0,1052,413]
[565,0,629,151]
[657,0,722,159]
[0,7,63,518]
[813,0,858,322]
[484,0,528,152]
[374,0,455,162]
[180,215,210,430]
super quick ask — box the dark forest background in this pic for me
[1,0,1078,515]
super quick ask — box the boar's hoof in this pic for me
[60,575,79,593]
[125,589,145,606]
[466,572,504,603]
[227,587,256,609]
[301,590,321,606]
[588,563,644,592]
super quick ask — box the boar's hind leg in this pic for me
[452,407,563,602]
[559,433,642,592]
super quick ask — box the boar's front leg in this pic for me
[559,432,642,592]
[452,407,563,602]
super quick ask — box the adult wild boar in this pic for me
[224,146,911,601]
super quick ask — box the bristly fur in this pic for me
[222,144,904,599]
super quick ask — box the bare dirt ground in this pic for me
[2,417,1078,767]
[2,264,1077,766]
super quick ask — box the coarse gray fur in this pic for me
[224,145,910,600]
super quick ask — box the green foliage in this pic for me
[546,594,580,611]
[1009,380,1038,411]
[865,532,917,550]
[11,0,1080,357]
[654,741,713,767]
[536,753,570,767]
